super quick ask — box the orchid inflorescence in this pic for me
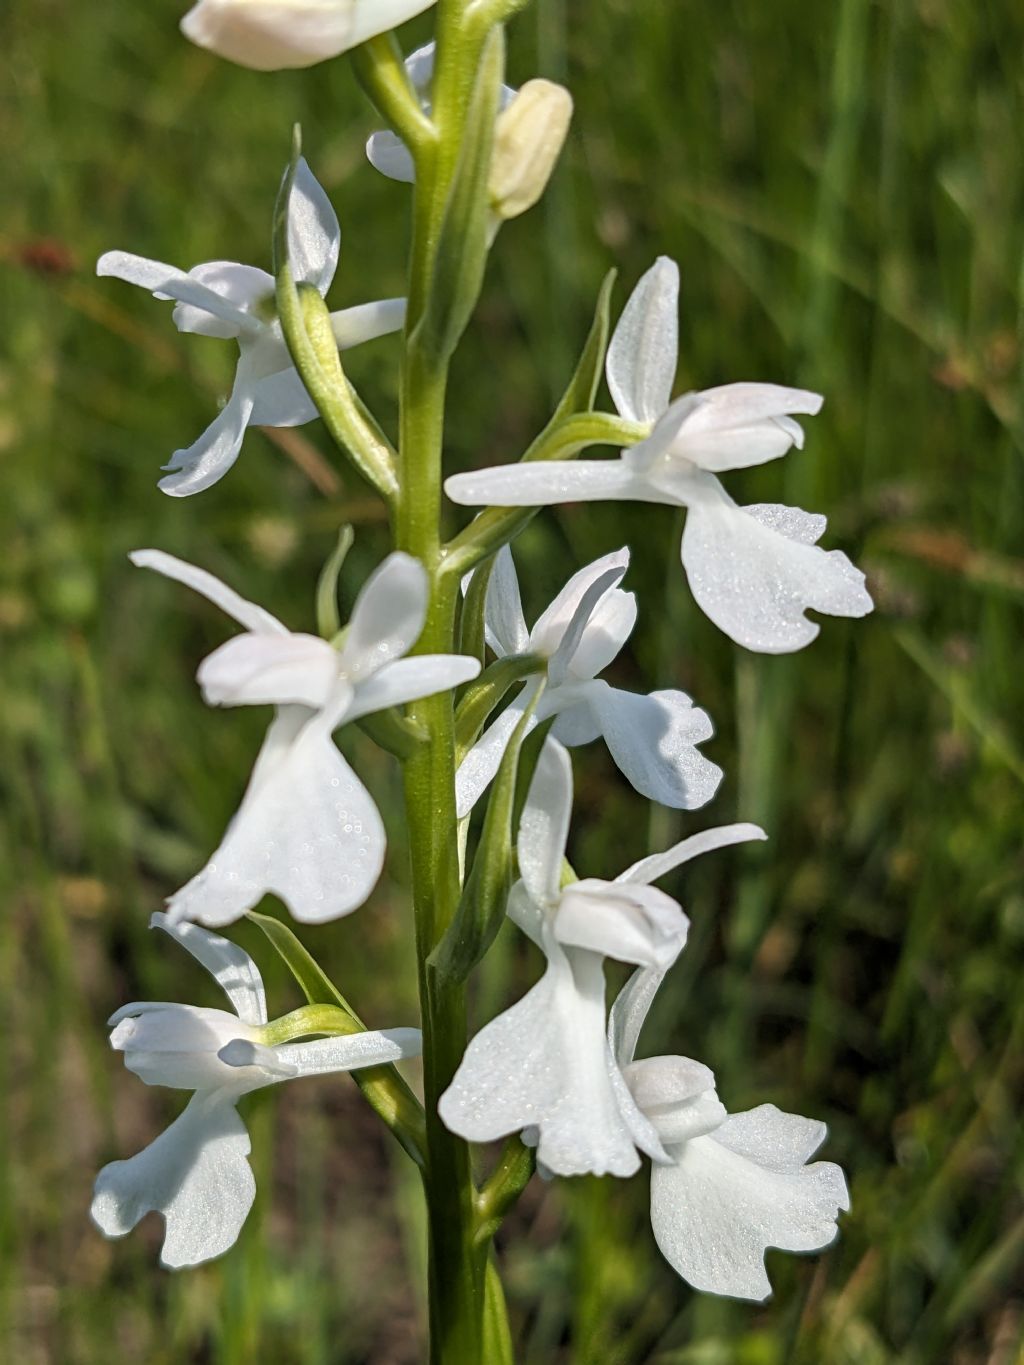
[92,0,867,1352]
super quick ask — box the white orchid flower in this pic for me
[609,962,850,1301]
[439,742,766,1177]
[92,913,420,1268]
[132,548,480,926]
[367,43,517,184]
[98,159,405,496]
[455,545,721,819]
[181,0,437,71]
[445,256,873,653]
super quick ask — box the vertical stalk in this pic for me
[395,3,494,1358]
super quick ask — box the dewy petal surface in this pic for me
[166,703,384,926]
[151,912,268,1025]
[680,485,873,653]
[445,458,657,508]
[606,255,680,424]
[672,383,823,473]
[649,1104,850,1301]
[517,739,573,906]
[345,653,481,723]
[454,691,537,819]
[91,1091,255,1269]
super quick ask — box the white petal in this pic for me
[109,1004,260,1090]
[157,384,255,498]
[559,585,636,682]
[533,552,630,686]
[608,964,666,1068]
[271,1027,422,1076]
[171,261,275,338]
[454,689,536,819]
[330,297,407,349]
[586,682,722,809]
[167,703,383,927]
[438,946,646,1177]
[367,128,417,182]
[547,697,603,747]
[150,911,268,1025]
[680,490,874,653]
[338,552,428,681]
[97,250,262,336]
[198,633,342,709]
[347,653,480,722]
[618,822,767,887]
[606,256,679,424]
[517,737,572,906]
[91,1092,255,1269]
[484,546,531,656]
[129,549,287,635]
[555,878,688,969]
[249,368,319,428]
[650,1105,849,1301]
[445,459,658,508]
[675,384,823,473]
[287,158,340,294]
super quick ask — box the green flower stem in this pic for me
[396,4,505,1358]
[441,411,649,576]
[474,1135,536,1245]
[350,34,436,154]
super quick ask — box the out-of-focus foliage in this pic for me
[1,0,1022,1361]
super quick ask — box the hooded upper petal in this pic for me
[182,0,438,71]
[166,702,385,927]
[91,1091,255,1269]
[667,383,824,473]
[170,261,275,338]
[197,632,343,709]
[96,251,262,337]
[680,485,874,653]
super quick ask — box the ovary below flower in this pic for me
[131,547,480,926]
[91,913,421,1268]
[181,0,437,71]
[456,544,722,818]
[439,742,766,1177]
[608,962,850,1300]
[98,158,405,495]
[445,256,873,654]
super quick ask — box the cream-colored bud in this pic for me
[489,79,573,221]
[181,0,437,72]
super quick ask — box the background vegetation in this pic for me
[2,0,1022,1360]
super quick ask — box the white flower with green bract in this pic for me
[98,159,405,496]
[456,543,723,817]
[445,255,874,653]
[131,547,479,926]
[91,913,420,1268]
[439,742,767,1178]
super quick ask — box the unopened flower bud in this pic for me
[489,79,573,221]
[181,0,437,72]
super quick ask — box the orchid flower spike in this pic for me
[98,159,405,496]
[439,742,766,1177]
[131,548,480,925]
[456,545,722,818]
[609,963,850,1301]
[445,257,873,653]
[91,913,421,1268]
[181,0,437,70]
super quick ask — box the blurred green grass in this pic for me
[2,0,1023,1361]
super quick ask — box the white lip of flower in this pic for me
[97,158,406,497]
[91,912,422,1269]
[130,547,480,927]
[444,256,874,654]
[608,961,850,1301]
[455,544,722,819]
[367,42,517,185]
[438,741,766,1178]
[181,0,438,71]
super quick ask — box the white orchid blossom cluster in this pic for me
[92,0,870,1348]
